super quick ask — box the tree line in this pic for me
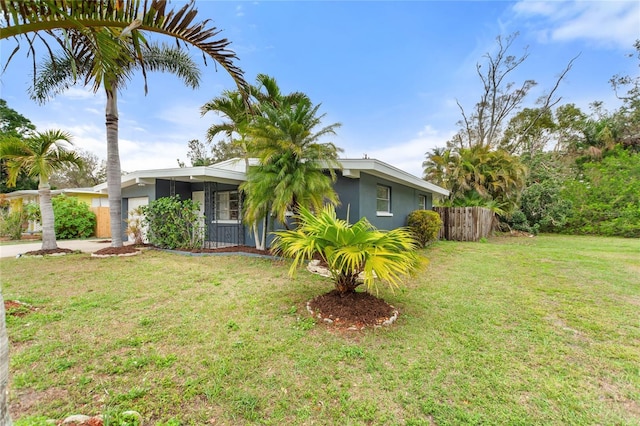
[423,35,640,237]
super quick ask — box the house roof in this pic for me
[336,158,449,196]
[92,159,252,193]
[92,157,450,197]
[2,188,102,200]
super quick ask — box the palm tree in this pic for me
[2,0,248,248]
[423,145,526,214]
[0,129,82,250]
[201,74,318,248]
[1,2,248,419]
[243,99,343,227]
[272,205,422,295]
[0,0,247,91]
[30,42,201,247]
[201,88,253,162]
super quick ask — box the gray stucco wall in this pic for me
[356,173,433,230]
[333,173,360,223]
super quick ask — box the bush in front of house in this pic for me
[142,196,203,249]
[0,210,26,240]
[272,205,423,295]
[52,195,96,239]
[407,210,442,247]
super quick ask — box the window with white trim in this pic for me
[418,195,427,210]
[215,191,239,221]
[376,185,391,214]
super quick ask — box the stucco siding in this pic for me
[333,173,360,223]
[358,173,424,230]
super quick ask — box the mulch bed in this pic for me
[93,245,140,256]
[91,244,275,257]
[307,290,398,329]
[4,300,37,317]
[23,248,75,256]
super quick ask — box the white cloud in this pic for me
[514,0,640,49]
[344,125,455,178]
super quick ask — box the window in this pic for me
[376,185,391,215]
[418,195,427,210]
[215,191,239,221]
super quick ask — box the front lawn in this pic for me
[1,235,639,425]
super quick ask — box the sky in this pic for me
[1,0,639,178]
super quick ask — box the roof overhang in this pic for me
[336,158,450,197]
[89,157,449,198]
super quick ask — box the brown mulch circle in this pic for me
[4,300,37,317]
[93,245,140,256]
[307,290,399,330]
[23,248,75,256]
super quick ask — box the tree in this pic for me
[450,32,575,150]
[424,145,526,214]
[31,43,202,247]
[609,40,640,151]
[0,129,82,250]
[2,0,248,249]
[201,73,312,165]
[49,149,106,188]
[242,98,343,228]
[177,139,216,167]
[201,89,253,163]
[272,205,421,295]
[0,99,38,192]
[201,74,322,249]
[1,2,248,420]
[1,1,247,92]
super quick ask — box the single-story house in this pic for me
[92,158,449,247]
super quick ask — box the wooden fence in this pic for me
[434,207,495,242]
[91,207,111,238]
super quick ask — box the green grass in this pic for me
[1,234,639,425]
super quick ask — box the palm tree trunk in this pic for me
[38,181,58,251]
[106,88,123,248]
[0,292,11,425]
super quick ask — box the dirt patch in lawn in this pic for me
[4,300,37,317]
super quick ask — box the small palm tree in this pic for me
[0,129,82,250]
[272,206,422,295]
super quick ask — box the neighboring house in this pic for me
[92,158,449,247]
[2,188,110,236]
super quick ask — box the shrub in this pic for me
[142,196,203,249]
[407,210,443,247]
[272,206,422,295]
[52,195,96,239]
[125,206,145,245]
[520,181,572,232]
[0,209,26,240]
[24,202,41,223]
[505,210,538,235]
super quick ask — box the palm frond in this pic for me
[1,0,247,92]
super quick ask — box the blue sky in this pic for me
[1,0,639,178]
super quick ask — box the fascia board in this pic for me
[337,159,450,197]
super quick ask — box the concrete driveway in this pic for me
[0,239,117,258]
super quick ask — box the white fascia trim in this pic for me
[337,158,450,197]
